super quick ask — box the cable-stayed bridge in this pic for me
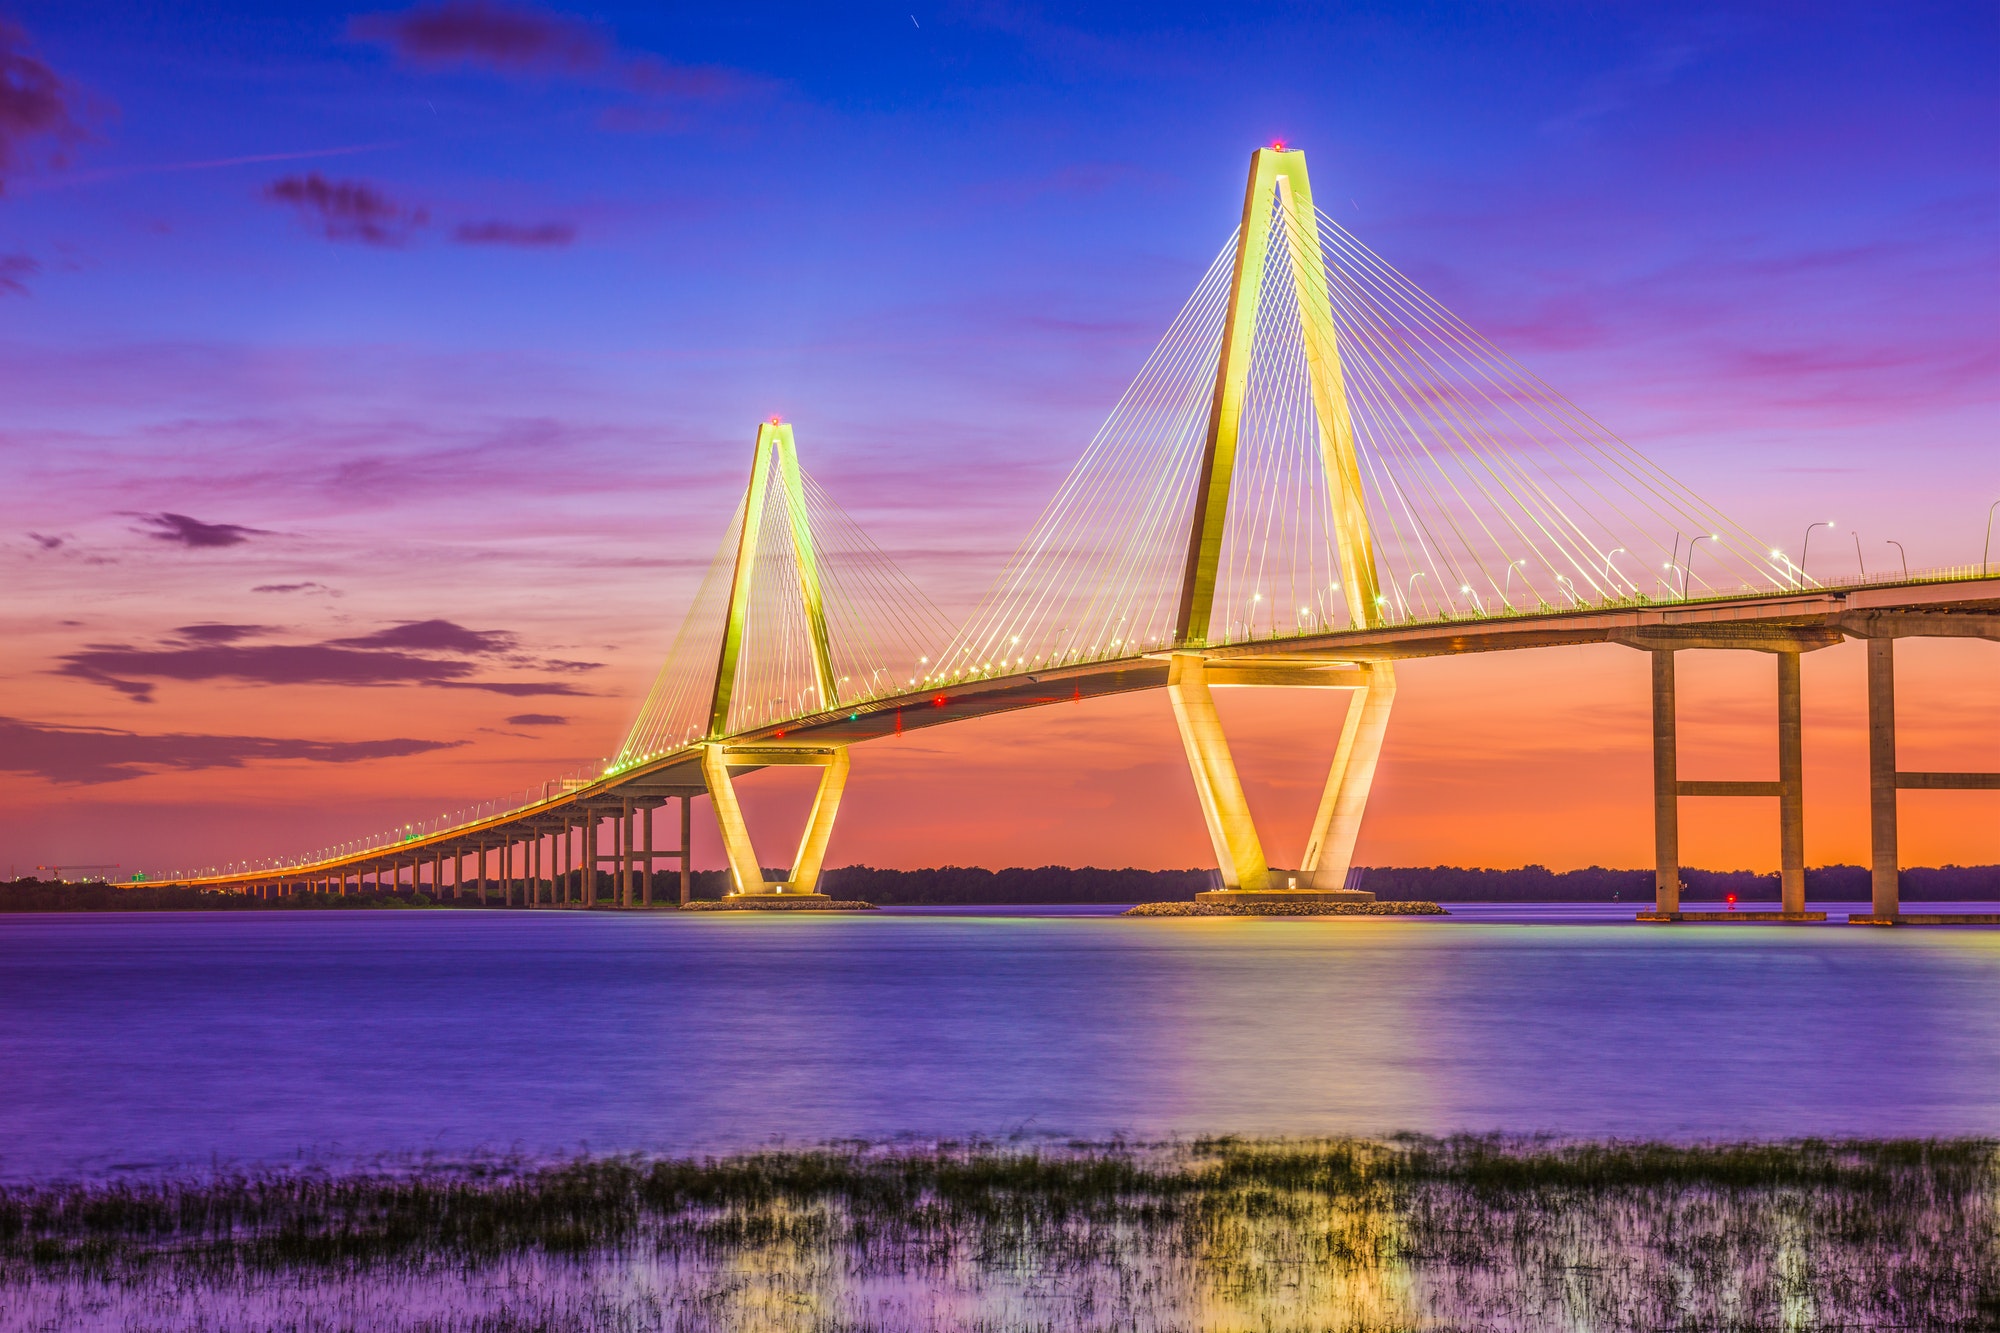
[153,146,1998,924]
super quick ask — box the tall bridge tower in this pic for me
[1171,146,1393,901]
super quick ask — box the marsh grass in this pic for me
[1,1137,1993,1331]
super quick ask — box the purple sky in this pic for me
[1,2,1994,876]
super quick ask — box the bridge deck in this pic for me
[159,574,1998,889]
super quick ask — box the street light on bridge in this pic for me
[1679,533,1721,599]
[1799,521,1835,584]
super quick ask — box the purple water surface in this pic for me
[1,906,1995,1180]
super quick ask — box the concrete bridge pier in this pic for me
[1848,627,2000,925]
[1167,653,1388,905]
[1623,628,1834,923]
[699,743,847,901]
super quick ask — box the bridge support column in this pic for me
[791,753,849,893]
[616,800,632,904]
[1777,652,1806,915]
[1302,661,1397,893]
[1648,650,1681,917]
[1850,630,1999,925]
[679,795,693,905]
[1867,638,1900,920]
[1166,654,1270,891]
[642,803,654,907]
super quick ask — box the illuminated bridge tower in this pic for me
[1173,146,1392,902]
[699,419,851,901]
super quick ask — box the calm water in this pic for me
[3,905,1997,1181]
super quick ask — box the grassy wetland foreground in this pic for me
[2,1138,1994,1332]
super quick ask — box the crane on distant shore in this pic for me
[34,864,120,883]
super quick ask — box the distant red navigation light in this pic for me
[774,728,785,739]
[932,693,948,708]
[1726,893,1737,910]
[1271,139,1286,150]
[768,415,783,425]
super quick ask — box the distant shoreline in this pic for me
[4,862,1995,911]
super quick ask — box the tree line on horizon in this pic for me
[2,863,1996,911]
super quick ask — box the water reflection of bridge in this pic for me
[159,147,1998,924]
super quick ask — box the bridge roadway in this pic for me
[161,571,1998,905]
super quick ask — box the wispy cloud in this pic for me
[263,173,428,246]
[25,141,405,194]
[0,252,37,295]
[351,0,606,74]
[349,0,757,126]
[0,713,461,785]
[133,512,270,548]
[251,580,336,595]
[0,17,94,191]
[169,622,270,643]
[55,619,598,703]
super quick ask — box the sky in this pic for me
[1,0,1995,879]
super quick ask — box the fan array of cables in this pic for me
[615,456,953,767]
[940,192,1779,681]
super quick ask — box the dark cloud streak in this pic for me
[329,618,516,654]
[349,1,753,113]
[0,714,461,785]
[0,19,90,190]
[169,623,270,644]
[136,512,269,548]
[56,620,593,703]
[351,1,605,74]
[263,173,427,246]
